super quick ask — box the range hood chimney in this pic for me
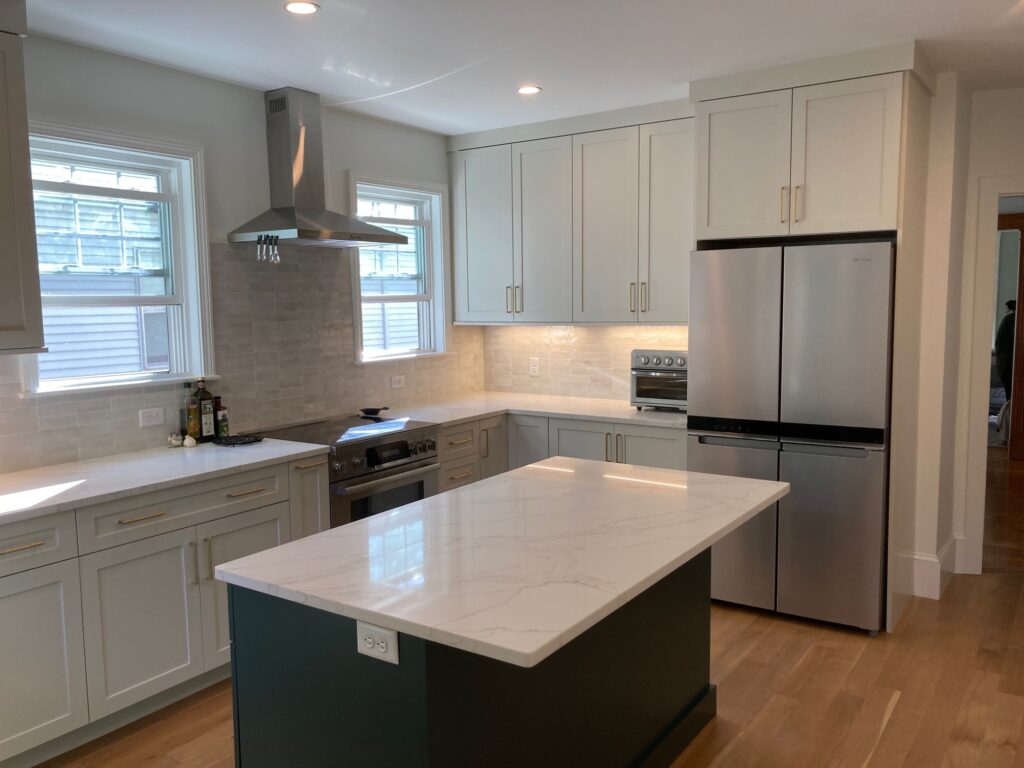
[228,87,407,248]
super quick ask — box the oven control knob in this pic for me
[639,355,650,365]
[663,359,674,367]
[351,456,364,467]
[676,356,686,367]
[652,356,662,365]
[425,439,436,451]
[332,460,345,472]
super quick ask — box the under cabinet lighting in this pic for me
[285,2,320,14]
[517,85,542,95]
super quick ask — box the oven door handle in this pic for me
[335,463,440,497]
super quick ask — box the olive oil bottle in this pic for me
[193,379,216,442]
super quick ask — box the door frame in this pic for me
[957,176,1024,574]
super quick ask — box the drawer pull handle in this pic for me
[227,487,266,498]
[0,539,46,556]
[294,459,327,470]
[449,470,473,481]
[448,437,473,446]
[205,538,214,581]
[118,511,166,526]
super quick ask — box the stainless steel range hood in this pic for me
[228,87,407,248]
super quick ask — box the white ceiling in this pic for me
[26,0,1024,136]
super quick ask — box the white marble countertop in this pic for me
[0,440,327,525]
[391,392,687,429]
[217,456,787,668]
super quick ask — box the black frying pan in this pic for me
[359,406,389,417]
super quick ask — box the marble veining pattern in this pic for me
[0,440,326,524]
[217,457,788,667]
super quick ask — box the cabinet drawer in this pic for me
[438,422,480,462]
[439,456,480,492]
[76,464,289,554]
[0,510,77,579]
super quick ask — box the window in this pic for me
[27,132,210,392]
[351,177,447,361]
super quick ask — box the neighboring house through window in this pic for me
[27,130,210,392]
[351,176,447,362]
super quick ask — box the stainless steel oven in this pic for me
[330,459,440,527]
[630,349,688,411]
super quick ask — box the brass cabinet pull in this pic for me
[448,436,473,447]
[118,510,166,526]
[506,286,513,314]
[605,433,612,462]
[793,185,802,223]
[515,285,523,313]
[449,470,473,481]
[616,433,624,463]
[227,487,266,498]
[780,186,788,224]
[294,459,327,470]
[482,428,489,458]
[629,282,637,313]
[204,538,214,581]
[188,540,198,586]
[640,282,649,313]
[0,539,45,556]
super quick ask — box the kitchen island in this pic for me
[216,457,788,767]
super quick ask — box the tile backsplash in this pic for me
[483,325,688,399]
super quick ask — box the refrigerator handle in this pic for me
[692,434,780,451]
[781,442,870,459]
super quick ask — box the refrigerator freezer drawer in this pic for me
[777,443,887,631]
[687,434,779,611]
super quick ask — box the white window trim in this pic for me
[347,172,451,364]
[21,121,214,395]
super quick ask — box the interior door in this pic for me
[197,503,290,670]
[453,144,514,322]
[687,434,779,611]
[695,89,793,240]
[780,242,893,439]
[513,136,572,322]
[777,443,887,631]
[639,119,694,322]
[688,247,782,433]
[789,73,903,234]
[573,126,640,322]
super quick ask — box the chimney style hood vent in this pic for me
[228,87,407,249]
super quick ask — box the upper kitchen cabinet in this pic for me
[0,20,44,353]
[639,120,694,322]
[572,126,640,323]
[453,144,514,322]
[512,136,572,322]
[789,73,903,234]
[696,90,793,241]
[695,73,904,240]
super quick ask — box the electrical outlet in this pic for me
[529,357,540,377]
[138,407,165,428]
[390,375,405,389]
[356,621,399,664]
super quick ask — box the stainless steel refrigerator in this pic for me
[687,242,893,631]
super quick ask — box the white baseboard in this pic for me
[912,535,956,600]
[1,666,230,768]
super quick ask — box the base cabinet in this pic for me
[288,457,329,539]
[550,420,687,470]
[478,415,508,479]
[508,415,550,469]
[197,504,290,671]
[79,527,204,721]
[549,419,614,462]
[0,559,88,761]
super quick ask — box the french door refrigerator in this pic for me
[687,241,893,631]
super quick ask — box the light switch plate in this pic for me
[390,375,406,389]
[138,407,166,428]
[356,621,399,664]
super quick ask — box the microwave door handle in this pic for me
[335,463,440,499]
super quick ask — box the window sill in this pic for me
[357,351,450,365]
[22,373,220,399]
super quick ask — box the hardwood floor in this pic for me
[985,446,1024,572]
[41,571,1024,767]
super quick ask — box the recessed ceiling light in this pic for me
[517,85,542,96]
[285,2,320,14]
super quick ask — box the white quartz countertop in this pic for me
[217,456,787,668]
[0,440,327,525]
[390,392,687,429]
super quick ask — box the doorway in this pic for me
[984,196,1024,572]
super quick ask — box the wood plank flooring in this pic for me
[985,446,1024,572]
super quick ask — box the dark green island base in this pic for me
[228,549,715,768]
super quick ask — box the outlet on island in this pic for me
[356,620,399,664]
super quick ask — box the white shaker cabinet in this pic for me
[789,73,903,235]
[639,120,694,322]
[508,415,550,469]
[288,455,329,539]
[478,414,508,479]
[0,559,88,761]
[696,89,793,241]
[512,136,572,322]
[0,28,44,353]
[197,503,290,670]
[453,144,514,322]
[572,126,640,323]
[79,527,204,720]
[617,424,687,470]
[549,418,615,462]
